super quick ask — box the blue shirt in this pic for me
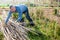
[5,5,28,24]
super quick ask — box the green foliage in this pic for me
[7,7,60,40]
[12,13,25,19]
[0,32,4,40]
[10,7,60,40]
[54,8,57,15]
[0,16,2,21]
[56,25,60,35]
[26,9,59,40]
[12,13,18,19]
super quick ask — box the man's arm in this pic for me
[17,11,22,22]
[5,11,12,24]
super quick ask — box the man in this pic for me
[5,5,35,26]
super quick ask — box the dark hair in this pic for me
[10,5,13,9]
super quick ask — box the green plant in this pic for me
[10,7,60,40]
[12,13,18,19]
[26,8,59,40]
[0,32,4,40]
[54,8,57,15]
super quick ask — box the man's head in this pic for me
[10,5,16,12]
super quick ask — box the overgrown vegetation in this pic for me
[0,7,60,40]
[26,9,59,40]
[12,8,60,40]
[0,32,4,40]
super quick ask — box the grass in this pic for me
[0,7,60,40]
[11,7,60,40]
[26,18,58,40]
[0,16,4,40]
[25,8,60,40]
[0,32,4,40]
[0,17,2,21]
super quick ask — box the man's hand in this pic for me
[2,21,7,27]
[15,21,19,25]
[15,20,17,23]
[2,23,7,27]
